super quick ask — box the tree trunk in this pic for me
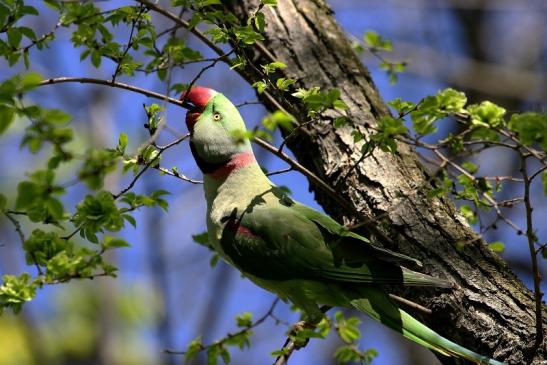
[226,1,546,364]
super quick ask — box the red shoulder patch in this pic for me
[225,218,261,240]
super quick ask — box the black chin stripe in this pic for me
[190,141,230,174]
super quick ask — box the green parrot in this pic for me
[183,86,505,365]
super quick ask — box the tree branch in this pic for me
[520,155,544,357]
[226,1,545,363]
[38,77,192,109]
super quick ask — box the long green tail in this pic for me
[349,287,505,365]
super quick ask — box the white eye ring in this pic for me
[213,113,222,121]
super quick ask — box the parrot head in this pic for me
[182,86,253,172]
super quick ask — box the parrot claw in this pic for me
[292,320,313,331]
[289,320,316,349]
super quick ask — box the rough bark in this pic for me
[227,1,546,364]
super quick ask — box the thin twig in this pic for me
[136,0,290,116]
[154,166,202,184]
[164,298,280,355]
[520,155,544,355]
[115,134,191,199]
[235,100,262,108]
[277,119,316,154]
[4,212,43,276]
[273,306,331,365]
[136,57,222,73]
[529,164,547,181]
[433,149,524,234]
[136,0,225,56]
[39,77,193,109]
[4,211,26,244]
[388,293,432,315]
[180,50,234,105]
[20,21,61,52]
[266,167,293,177]
[112,4,147,82]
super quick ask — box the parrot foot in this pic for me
[289,320,317,349]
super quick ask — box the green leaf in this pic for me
[508,112,547,149]
[73,191,125,242]
[0,105,15,135]
[15,170,65,223]
[206,344,224,365]
[275,77,295,91]
[43,109,72,124]
[467,101,506,128]
[141,145,160,166]
[262,110,295,131]
[252,80,268,94]
[8,53,21,67]
[102,236,130,250]
[335,311,361,343]
[262,61,286,75]
[188,13,202,29]
[542,171,547,196]
[209,254,220,268]
[488,241,505,253]
[378,116,407,136]
[91,51,101,68]
[0,194,6,210]
[44,0,61,11]
[20,72,43,91]
[254,12,265,32]
[233,25,264,44]
[364,31,392,51]
[79,149,120,190]
[192,232,211,249]
[23,49,30,69]
[388,98,415,115]
[7,28,22,48]
[15,181,38,210]
[123,214,137,228]
[292,87,346,116]
[185,336,203,361]
[23,229,68,266]
[19,27,37,41]
[334,116,349,128]
[436,88,467,113]
[334,345,360,363]
[261,0,278,5]
[200,0,221,6]
[118,132,128,152]
[236,312,253,327]
[410,89,466,135]
[22,6,39,16]
[224,330,251,349]
[461,161,478,174]
[460,205,477,225]
[0,273,37,313]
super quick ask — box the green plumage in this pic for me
[186,89,505,365]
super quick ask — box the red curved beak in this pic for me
[181,86,218,132]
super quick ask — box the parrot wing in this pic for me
[219,198,451,288]
[288,200,423,267]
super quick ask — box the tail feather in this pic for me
[401,267,453,288]
[349,288,505,365]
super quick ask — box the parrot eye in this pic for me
[213,112,222,121]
